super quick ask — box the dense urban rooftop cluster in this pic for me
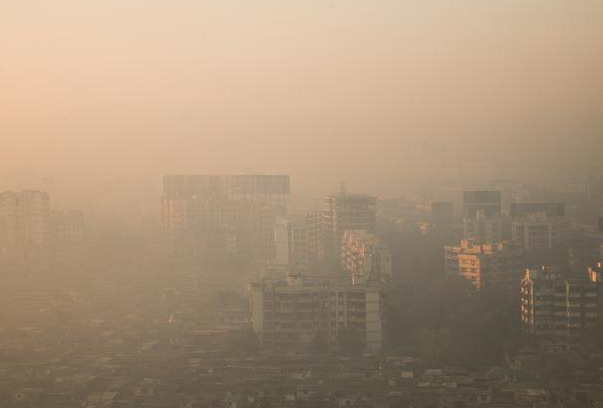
[1,174,603,407]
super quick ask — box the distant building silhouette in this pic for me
[162,175,290,264]
[510,203,568,252]
[322,191,376,267]
[462,190,503,244]
[0,190,51,274]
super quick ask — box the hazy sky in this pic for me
[2,0,603,195]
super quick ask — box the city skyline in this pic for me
[2,1,603,406]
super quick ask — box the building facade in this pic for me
[0,190,52,273]
[341,230,392,285]
[510,203,568,252]
[445,240,523,290]
[462,191,503,244]
[463,191,502,218]
[162,175,290,263]
[249,273,383,353]
[520,266,601,340]
[287,212,322,275]
[322,192,376,266]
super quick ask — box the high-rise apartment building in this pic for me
[287,212,322,274]
[463,191,502,218]
[322,192,376,266]
[445,239,523,290]
[520,266,601,341]
[0,190,51,273]
[510,203,568,252]
[162,175,290,263]
[341,230,392,285]
[462,191,503,244]
[463,211,504,244]
[249,273,383,353]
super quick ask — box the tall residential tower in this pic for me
[162,175,290,263]
[322,191,376,266]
